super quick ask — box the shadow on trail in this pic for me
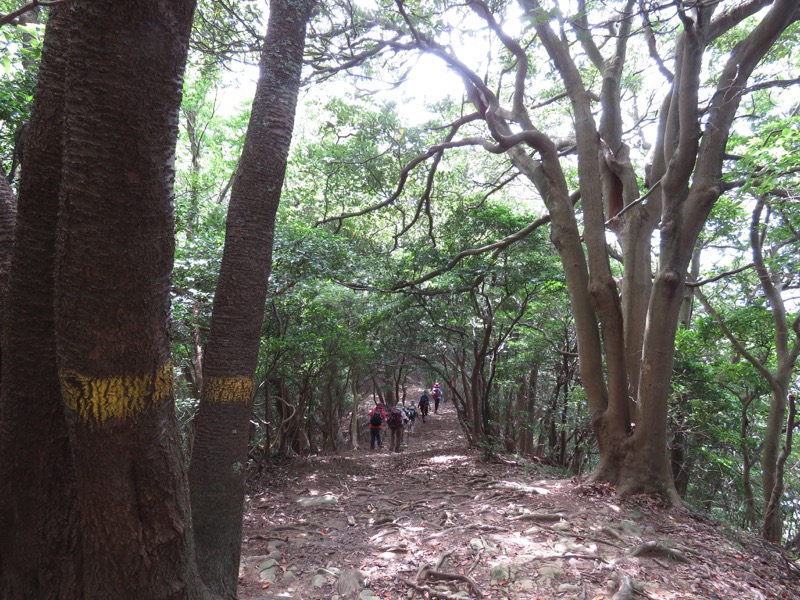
[238,399,800,600]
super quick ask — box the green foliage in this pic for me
[171,65,250,394]
[189,0,265,66]
[0,18,43,177]
[125,0,800,538]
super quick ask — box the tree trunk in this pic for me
[764,394,797,542]
[350,367,360,449]
[276,379,292,456]
[0,168,15,293]
[739,393,758,530]
[51,1,208,597]
[0,8,83,598]
[187,0,314,595]
[520,365,538,455]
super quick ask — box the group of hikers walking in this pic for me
[368,383,443,452]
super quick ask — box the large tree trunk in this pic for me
[52,1,207,597]
[765,394,797,543]
[0,169,15,291]
[519,0,798,500]
[0,8,82,598]
[188,0,315,593]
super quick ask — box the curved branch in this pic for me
[692,0,800,195]
[686,262,754,287]
[639,0,674,82]
[468,0,530,119]
[315,136,493,227]
[751,196,792,361]
[706,0,775,42]
[390,211,552,290]
[1,0,72,26]
[743,77,800,95]
[571,0,605,71]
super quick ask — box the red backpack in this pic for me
[387,407,404,430]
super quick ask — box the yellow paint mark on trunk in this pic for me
[203,376,254,404]
[60,362,172,426]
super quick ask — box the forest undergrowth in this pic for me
[238,397,800,599]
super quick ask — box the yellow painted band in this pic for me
[203,376,254,404]
[60,361,172,425]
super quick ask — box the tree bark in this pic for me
[52,1,207,597]
[0,168,15,292]
[188,0,316,593]
[350,366,361,449]
[749,199,800,542]
[0,8,82,598]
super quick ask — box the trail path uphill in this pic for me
[238,397,800,599]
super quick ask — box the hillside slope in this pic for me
[238,399,800,599]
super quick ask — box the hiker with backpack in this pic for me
[386,405,405,452]
[369,403,387,450]
[432,382,442,414]
[403,404,417,435]
[418,391,430,422]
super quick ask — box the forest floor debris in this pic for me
[238,400,800,599]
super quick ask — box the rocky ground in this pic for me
[237,399,800,599]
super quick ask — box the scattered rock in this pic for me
[620,519,643,536]
[537,562,564,584]
[337,567,364,597]
[297,493,339,508]
[490,563,511,585]
[511,577,537,592]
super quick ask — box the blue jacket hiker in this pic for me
[418,392,430,422]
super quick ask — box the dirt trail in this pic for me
[238,398,800,599]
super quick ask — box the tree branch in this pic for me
[1,0,72,26]
[390,212,551,290]
[315,136,492,228]
[686,263,754,287]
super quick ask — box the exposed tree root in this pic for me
[508,511,568,523]
[541,526,623,549]
[403,563,484,598]
[435,549,455,570]
[467,548,483,575]
[423,523,501,542]
[402,578,477,599]
[628,541,689,563]
[610,575,635,600]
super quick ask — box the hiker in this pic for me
[386,405,405,452]
[369,403,387,450]
[432,382,442,414]
[403,404,417,435]
[418,391,430,422]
